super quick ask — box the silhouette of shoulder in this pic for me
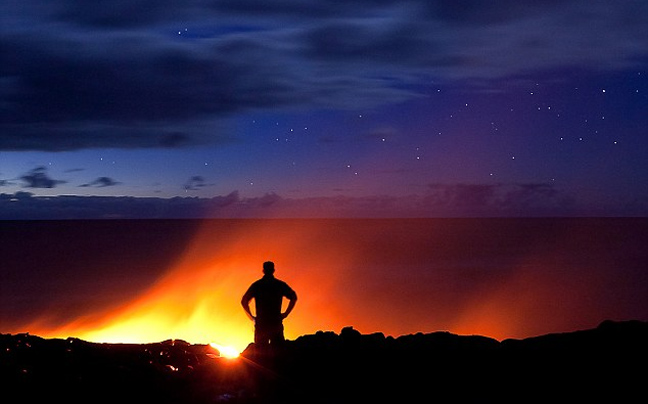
[248,276,296,300]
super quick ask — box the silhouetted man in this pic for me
[241,261,297,347]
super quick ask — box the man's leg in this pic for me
[268,323,285,346]
[255,325,269,345]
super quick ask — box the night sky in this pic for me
[2,1,647,218]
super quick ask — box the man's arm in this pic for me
[281,288,297,319]
[241,288,256,322]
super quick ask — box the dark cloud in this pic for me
[425,183,574,215]
[423,0,564,25]
[0,190,244,219]
[159,132,195,148]
[19,167,66,189]
[427,183,498,208]
[184,176,207,191]
[2,1,647,151]
[80,177,121,188]
[2,183,644,219]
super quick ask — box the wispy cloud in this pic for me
[183,176,211,191]
[19,167,66,189]
[80,177,121,188]
[2,1,646,151]
[2,183,645,219]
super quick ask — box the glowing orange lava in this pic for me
[23,219,363,352]
[210,343,240,359]
[16,218,621,347]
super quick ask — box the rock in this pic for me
[2,321,646,403]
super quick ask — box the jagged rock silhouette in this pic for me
[2,321,646,403]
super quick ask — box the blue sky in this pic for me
[2,1,647,217]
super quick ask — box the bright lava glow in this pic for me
[11,219,632,348]
[210,343,240,359]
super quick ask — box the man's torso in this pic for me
[251,277,293,325]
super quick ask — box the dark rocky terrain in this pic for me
[2,320,646,403]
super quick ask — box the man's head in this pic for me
[262,261,275,276]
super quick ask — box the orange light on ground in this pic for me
[210,343,240,359]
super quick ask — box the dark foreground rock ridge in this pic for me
[2,320,646,403]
